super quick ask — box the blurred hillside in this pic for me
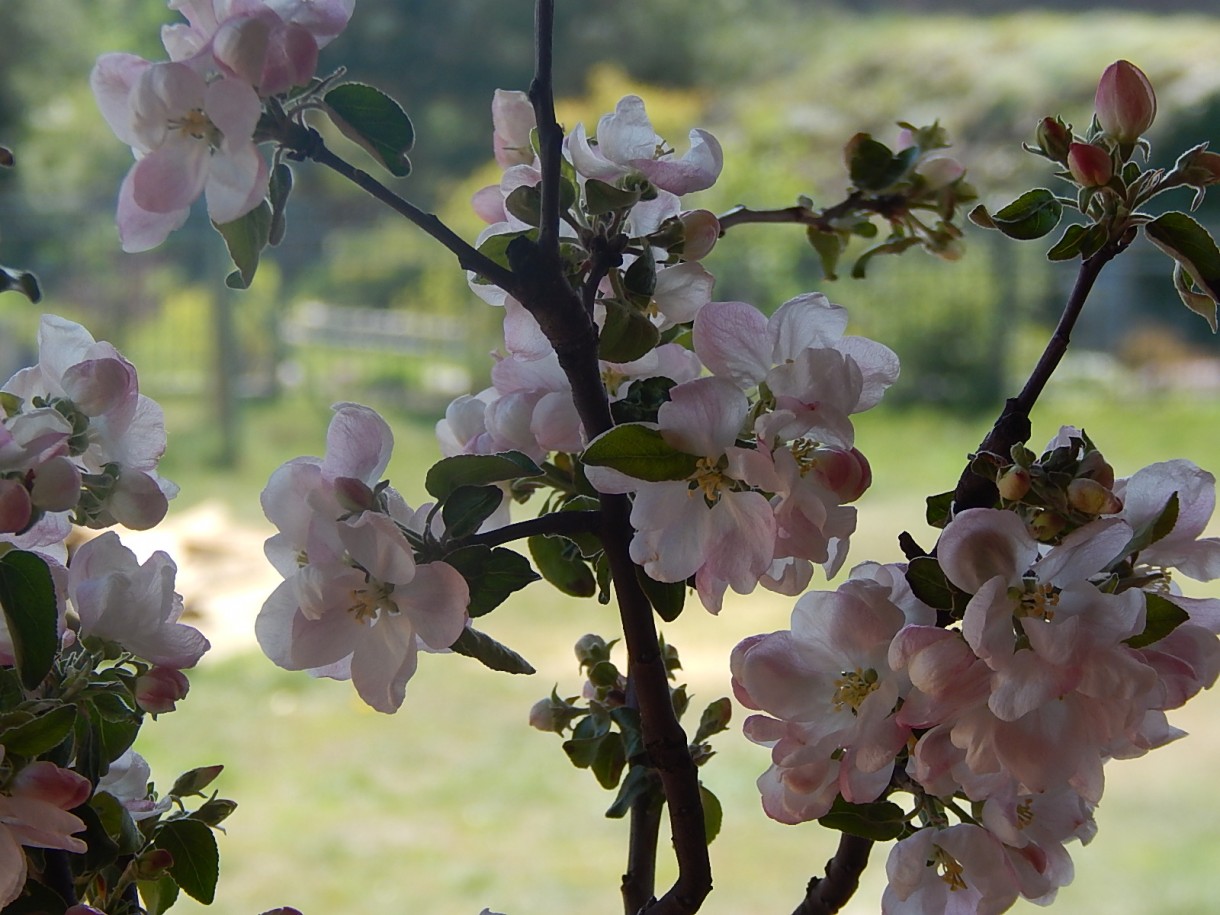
[2,1,1220,442]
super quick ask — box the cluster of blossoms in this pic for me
[732,431,1220,913]
[91,0,354,251]
[0,316,232,910]
[440,91,898,614]
[258,403,470,713]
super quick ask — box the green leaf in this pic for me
[1126,592,1191,649]
[818,795,907,841]
[88,789,143,857]
[582,424,698,482]
[990,188,1063,241]
[623,249,657,299]
[585,179,642,215]
[154,818,220,904]
[443,545,539,617]
[636,568,685,622]
[425,452,543,500]
[139,876,181,915]
[693,697,732,744]
[700,784,724,844]
[441,485,505,540]
[1145,211,1220,331]
[0,550,60,690]
[1120,491,1179,559]
[0,265,41,302]
[474,228,537,280]
[905,557,970,615]
[504,184,542,227]
[0,704,76,757]
[267,162,293,246]
[215,200,271,289]
[925,490,954,529]
[610,376,677,425]
[598,298,660,363]
[324,82,415,177]
[450,626,535,674]
[605,764,656,819]
[528,535,596,597]
[806,227,845,280]
[849,234,922,278]
[848,135,915,191]
[589,732,626,789]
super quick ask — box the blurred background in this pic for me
[4,0,1220,912]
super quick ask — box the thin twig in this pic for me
[294,128,522,296]
[716,194,907,235]
[464,510,601,550]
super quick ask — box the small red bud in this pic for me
[997,466,1032,502]
[1067,143,1113,188]
[1095,60,1156,144]
[1035,117,1073,164]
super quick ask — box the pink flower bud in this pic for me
[1067,142,1113,188]
[1035,116,1073,163]
[333,475,375,513]
[528,697,559,732]
[0,478,32,534]
[809,447,872,503]
[136,666,191,714]
[678,209,720,260]
[1068,478,1122,516]
[1095,60,1156,144]
[915,154,965,190]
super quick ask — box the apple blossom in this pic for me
[135,665,192,714]
[0,756,91,908]
[882,824,1021,915]
[567,95,723,196]
[91,54,268,252]
[1067,142,1113,188]
[96,750,173,821]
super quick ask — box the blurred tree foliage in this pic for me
[2,2,1220,413]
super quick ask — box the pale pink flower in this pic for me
[70,532,209,669]
[97,750,172,822]
[92,54,268,252]
[567,95,723,196]
[0,756,91,907]
[882,824,1020,915]
[492,89,537,168]
[1115,459,1220,581]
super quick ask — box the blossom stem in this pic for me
[789,834,873,915]
[463,510,601,550]
[716,193,908,235]
[293,128,522,296]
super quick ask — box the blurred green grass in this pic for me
[137,384,1220,914]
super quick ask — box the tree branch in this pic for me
[621,776,664,914]
[716,193,908,235]
[289,127,522,297]
[951,243,1122,512]
[790,835,873,915]
[464,510,601,550]
[529,0,563,257]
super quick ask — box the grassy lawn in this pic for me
[134,385,1220,914]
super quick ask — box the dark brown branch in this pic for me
[293,127,522,297]
[950,245,1121,513]
[790,835,873,915]
[621,776,664,914]
[464,510,600,550]
[529,0,563,257]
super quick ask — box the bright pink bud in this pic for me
[0,478,32,534]
[135,666,191,714]
[1095,60,1156,144]
[1067,142,1113,187]
[809,447,872,503]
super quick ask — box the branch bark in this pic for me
[790,835,873,915]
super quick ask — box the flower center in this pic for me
[831,666,879,714]
[933,848,968,891]
[347,579,396,624]
[689,456,728,504]
[171,108,221,146]
[1013,580,1059,621]
[601,366,628,394]
[1016,798,1035,829]
[789,438,820,476]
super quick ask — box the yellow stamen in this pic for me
[831,667,879,714]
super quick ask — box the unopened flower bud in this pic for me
[1077,450,1115,488]
[997,466,1032,502]
[574,633,609,668]
[0,479,32,534]
[809,447,872,503]
[1067,142,1113,188]
[30,455,81,512]
[1029,510,1067,542]
[1176,146,1220,189]
[333,475,375,513]
[135,666,190,715]
[528,697,560,732]
[1068,478,1122,515]
[1035,116,1073,164]
[133,847,174,881]
[1095,60,1156,144]
[678,209,720,260]
[915,154,965,190]
[192,797,238,827]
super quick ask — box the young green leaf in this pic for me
[324,83,415,177]
[425,452,543,500]
[442,545,539,617]
[700,783,724,844]
[582,424,698,482]
[214,201,272,289]
[450,626,536,674]
[636,567,685,622]
[0,550,60,690]
[598,299,660,363]
[818,795,907,841]
[441,484,505,540]
[1144,212,1220,331]
[990,188,1062,241]
[528,535,597,598]
[154,818,220,904]
[1125,593,1190,649]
